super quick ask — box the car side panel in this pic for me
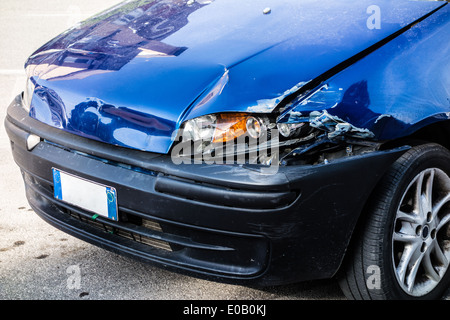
[280,4,450,142]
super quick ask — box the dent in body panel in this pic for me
[67,97,175,151]
[22,0,448,155]
[278,4,450,145]
[247,81,310,113]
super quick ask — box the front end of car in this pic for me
[5,92,409,284]
[5,0,449,292]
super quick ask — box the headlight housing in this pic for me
[172,83,379,167]
[176,113,270,157]
[181,113,268,144]
[172,112,314,166]
[23,76,35,112]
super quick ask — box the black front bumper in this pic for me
[5,94,409,286]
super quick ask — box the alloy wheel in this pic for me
[392,168,450,296]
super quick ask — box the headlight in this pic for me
[23,76,35,112]
[172,112,314,166]
[179,113,268,147]
[277,122,305,138]
[182,114,217,142]
[246,116,264,139]
[173,113,270,163]
[213,113,250,143]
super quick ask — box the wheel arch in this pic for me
[337,120,450,277]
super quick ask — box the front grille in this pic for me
[66,209,173,252]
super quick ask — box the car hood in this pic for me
[25,0,445,154]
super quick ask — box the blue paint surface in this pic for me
[25,0,448,153]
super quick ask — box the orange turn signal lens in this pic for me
[212,113,248,143]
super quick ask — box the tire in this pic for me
[338,143,450,300]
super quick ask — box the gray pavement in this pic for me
[0,0,345,300]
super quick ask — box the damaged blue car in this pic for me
[5,0,450,300]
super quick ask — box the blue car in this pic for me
[5,0,450,300]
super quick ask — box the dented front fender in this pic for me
[278,4,450,142]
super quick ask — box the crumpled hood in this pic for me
[25,0,445,153]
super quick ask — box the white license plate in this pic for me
[52,168,118,221]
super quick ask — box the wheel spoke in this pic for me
[423,169,435,216]
[405,252,424,293]
[432,194,450,222]
[396,210,421,224]
[414,171,425,218]
[437,213,450,232]
[393,231,419,243]
[432,241,449,269]
[396,242,421,284]
[423,249,440,282]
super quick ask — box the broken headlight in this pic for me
[172,112,314,165]
[23,76,35,112]
[183,113,268,144]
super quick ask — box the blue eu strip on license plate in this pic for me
[52,168,118,221]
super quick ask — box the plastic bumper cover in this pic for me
[5,94,409,285]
